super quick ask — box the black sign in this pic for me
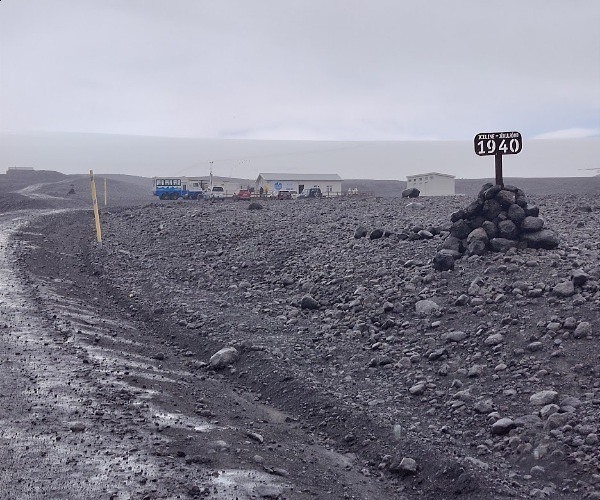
[474,131,522,156]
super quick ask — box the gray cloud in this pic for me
[1,0,599,141]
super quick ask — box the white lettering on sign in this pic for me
[474,131,522,156]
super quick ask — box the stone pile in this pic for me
[434,183,560,271]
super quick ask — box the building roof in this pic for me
[406,172,455,179]
[257,173,342,181]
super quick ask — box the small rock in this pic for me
[69,422,86,433]
[529,390,558,406]
[300,294,320,310]
[354,226,368,239]
[415,299,440,315]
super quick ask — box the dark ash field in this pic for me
[1,172,599,499]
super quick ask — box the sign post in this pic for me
[474,131,522,187]
[89,170,103,245]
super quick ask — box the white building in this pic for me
[406,172,455,196]
[256,173,343,197]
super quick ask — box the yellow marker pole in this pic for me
[104,177,107,206]
[89,170,103,245]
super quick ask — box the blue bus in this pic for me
[152,177,206,200]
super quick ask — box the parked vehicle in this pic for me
[277,190,292,200]
[233,189,252,201]
[289,190,298,199]
[203,186,225,201]
[152,177,206,200]
[298,187,322,198]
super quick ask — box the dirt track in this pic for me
[2,186,600,499]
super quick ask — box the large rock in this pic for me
[495,190,516,208]
[498,220,518,240]
[441,236,463,253]
[402,188,420,198]
[467,228,489,246]
[507,204,526,224]
[209,347,239,369]
[521,216,544,232]
[489,238,518,252]
[491,418,515,435]
[466,239,486,256]
[482,199,502,219]
[522,229,559,249]
[524,204,540,217]
[433,250,455,271]
[450,220,472,240]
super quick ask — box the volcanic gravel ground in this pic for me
[10,192,600,499]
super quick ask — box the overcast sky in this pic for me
[1,0,599,143]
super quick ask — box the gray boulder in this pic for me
[522,229,559,249]
[402,188,420,198]
[450,220,472,240]
[495,190,516,208]
[433,251,456,271]
[507,204,526,224]
[552,281,575,297]
[520,216,544,232]
[498,220,518,240]
[209,347,239,369]
[369,228,384,240]
[489,238,518,252]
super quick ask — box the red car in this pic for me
[233,189,252,201]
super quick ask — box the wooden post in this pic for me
[89,170,103,245]
[495,154,503,187]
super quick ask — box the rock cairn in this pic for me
[434,183,559,271]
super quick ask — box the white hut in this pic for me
[406,172,455,196]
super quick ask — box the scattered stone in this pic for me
[521,229,560,249]
[300,294,320,310]
[369,228,384,240]
[433,251,455,271]
[209,347,239,369]
[354,226,368,239]
[389,457,417,475]
[442,330,467,342]
[415,299,440,315]
[572,269,589,286]
[573,321,592,338]
[552,281,575,297]
[530,390,558,406]
[491,418,515,435]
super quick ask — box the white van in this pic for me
[203,186,225,201]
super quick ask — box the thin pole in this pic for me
[495,154,503,187]
[104,177,107,206]
[89,170,103,245]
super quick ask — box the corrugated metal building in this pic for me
[406,172,455,196]
[256,173,343,197]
